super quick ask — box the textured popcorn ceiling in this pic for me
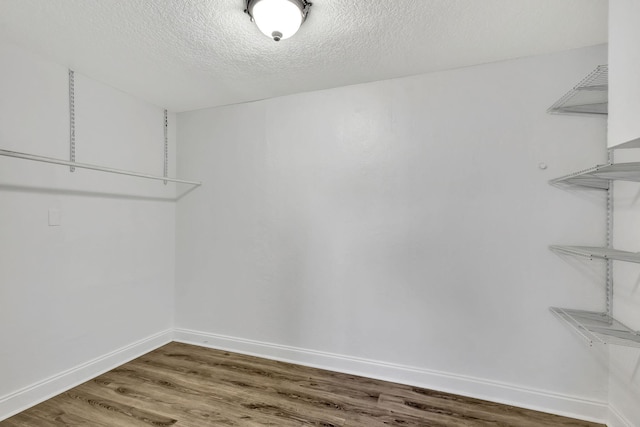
[0,0,607,112]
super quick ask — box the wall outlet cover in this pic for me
[48,208,61,226]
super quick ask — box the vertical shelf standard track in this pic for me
[606,149,614,317]
[69,69,76,172]
[163,109,168,185]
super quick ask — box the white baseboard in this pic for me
[0,329,173,421]
[609,405,634,427]
[174,328,608,425]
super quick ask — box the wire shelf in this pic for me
[548,65,608,116]
[590,162,640,181]
[549,163,610,189]
[550,307,640,347]
[550,245,640,264]
[549,162,640,189]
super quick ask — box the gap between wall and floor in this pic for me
[0,329,623,426]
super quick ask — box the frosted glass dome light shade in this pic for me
[247,0,310,41]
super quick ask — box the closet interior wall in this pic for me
[0,38,619,424]
[0,41,175,416]
[606,147,640,426]
[175,44,609,421]
[605,2,640,424]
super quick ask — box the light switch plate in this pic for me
[48,208,61,226]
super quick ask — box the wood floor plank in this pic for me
[1,342,605,427]
[79,378,205,427]
[130,348,376,421]
[126,360,348,426]
[1,409,61,427]
[378,393,476,426]
[380,387,597,427]
[98,366,303,426]
[61,388,175,426]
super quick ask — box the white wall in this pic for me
[0,41,176,418]
[608,0,640,149]
[608,147,640,427]
[176,45,610,421]
[0,38,620,424]
[606,2,640,424]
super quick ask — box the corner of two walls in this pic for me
[0,41,176,419]
[174,45,611,423]
[607,147,640,427]
[605,1,640,424]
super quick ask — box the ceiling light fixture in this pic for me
[245,0,312,42]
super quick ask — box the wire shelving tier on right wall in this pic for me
[548,64,640,348]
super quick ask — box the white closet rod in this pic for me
[0,148,201,186]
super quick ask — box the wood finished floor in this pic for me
[2,342,604,427]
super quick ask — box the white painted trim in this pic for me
[0,329,173,421]
[174,328,608,424]
[608,405,634,427]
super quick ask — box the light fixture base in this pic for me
[245,0,312,41]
